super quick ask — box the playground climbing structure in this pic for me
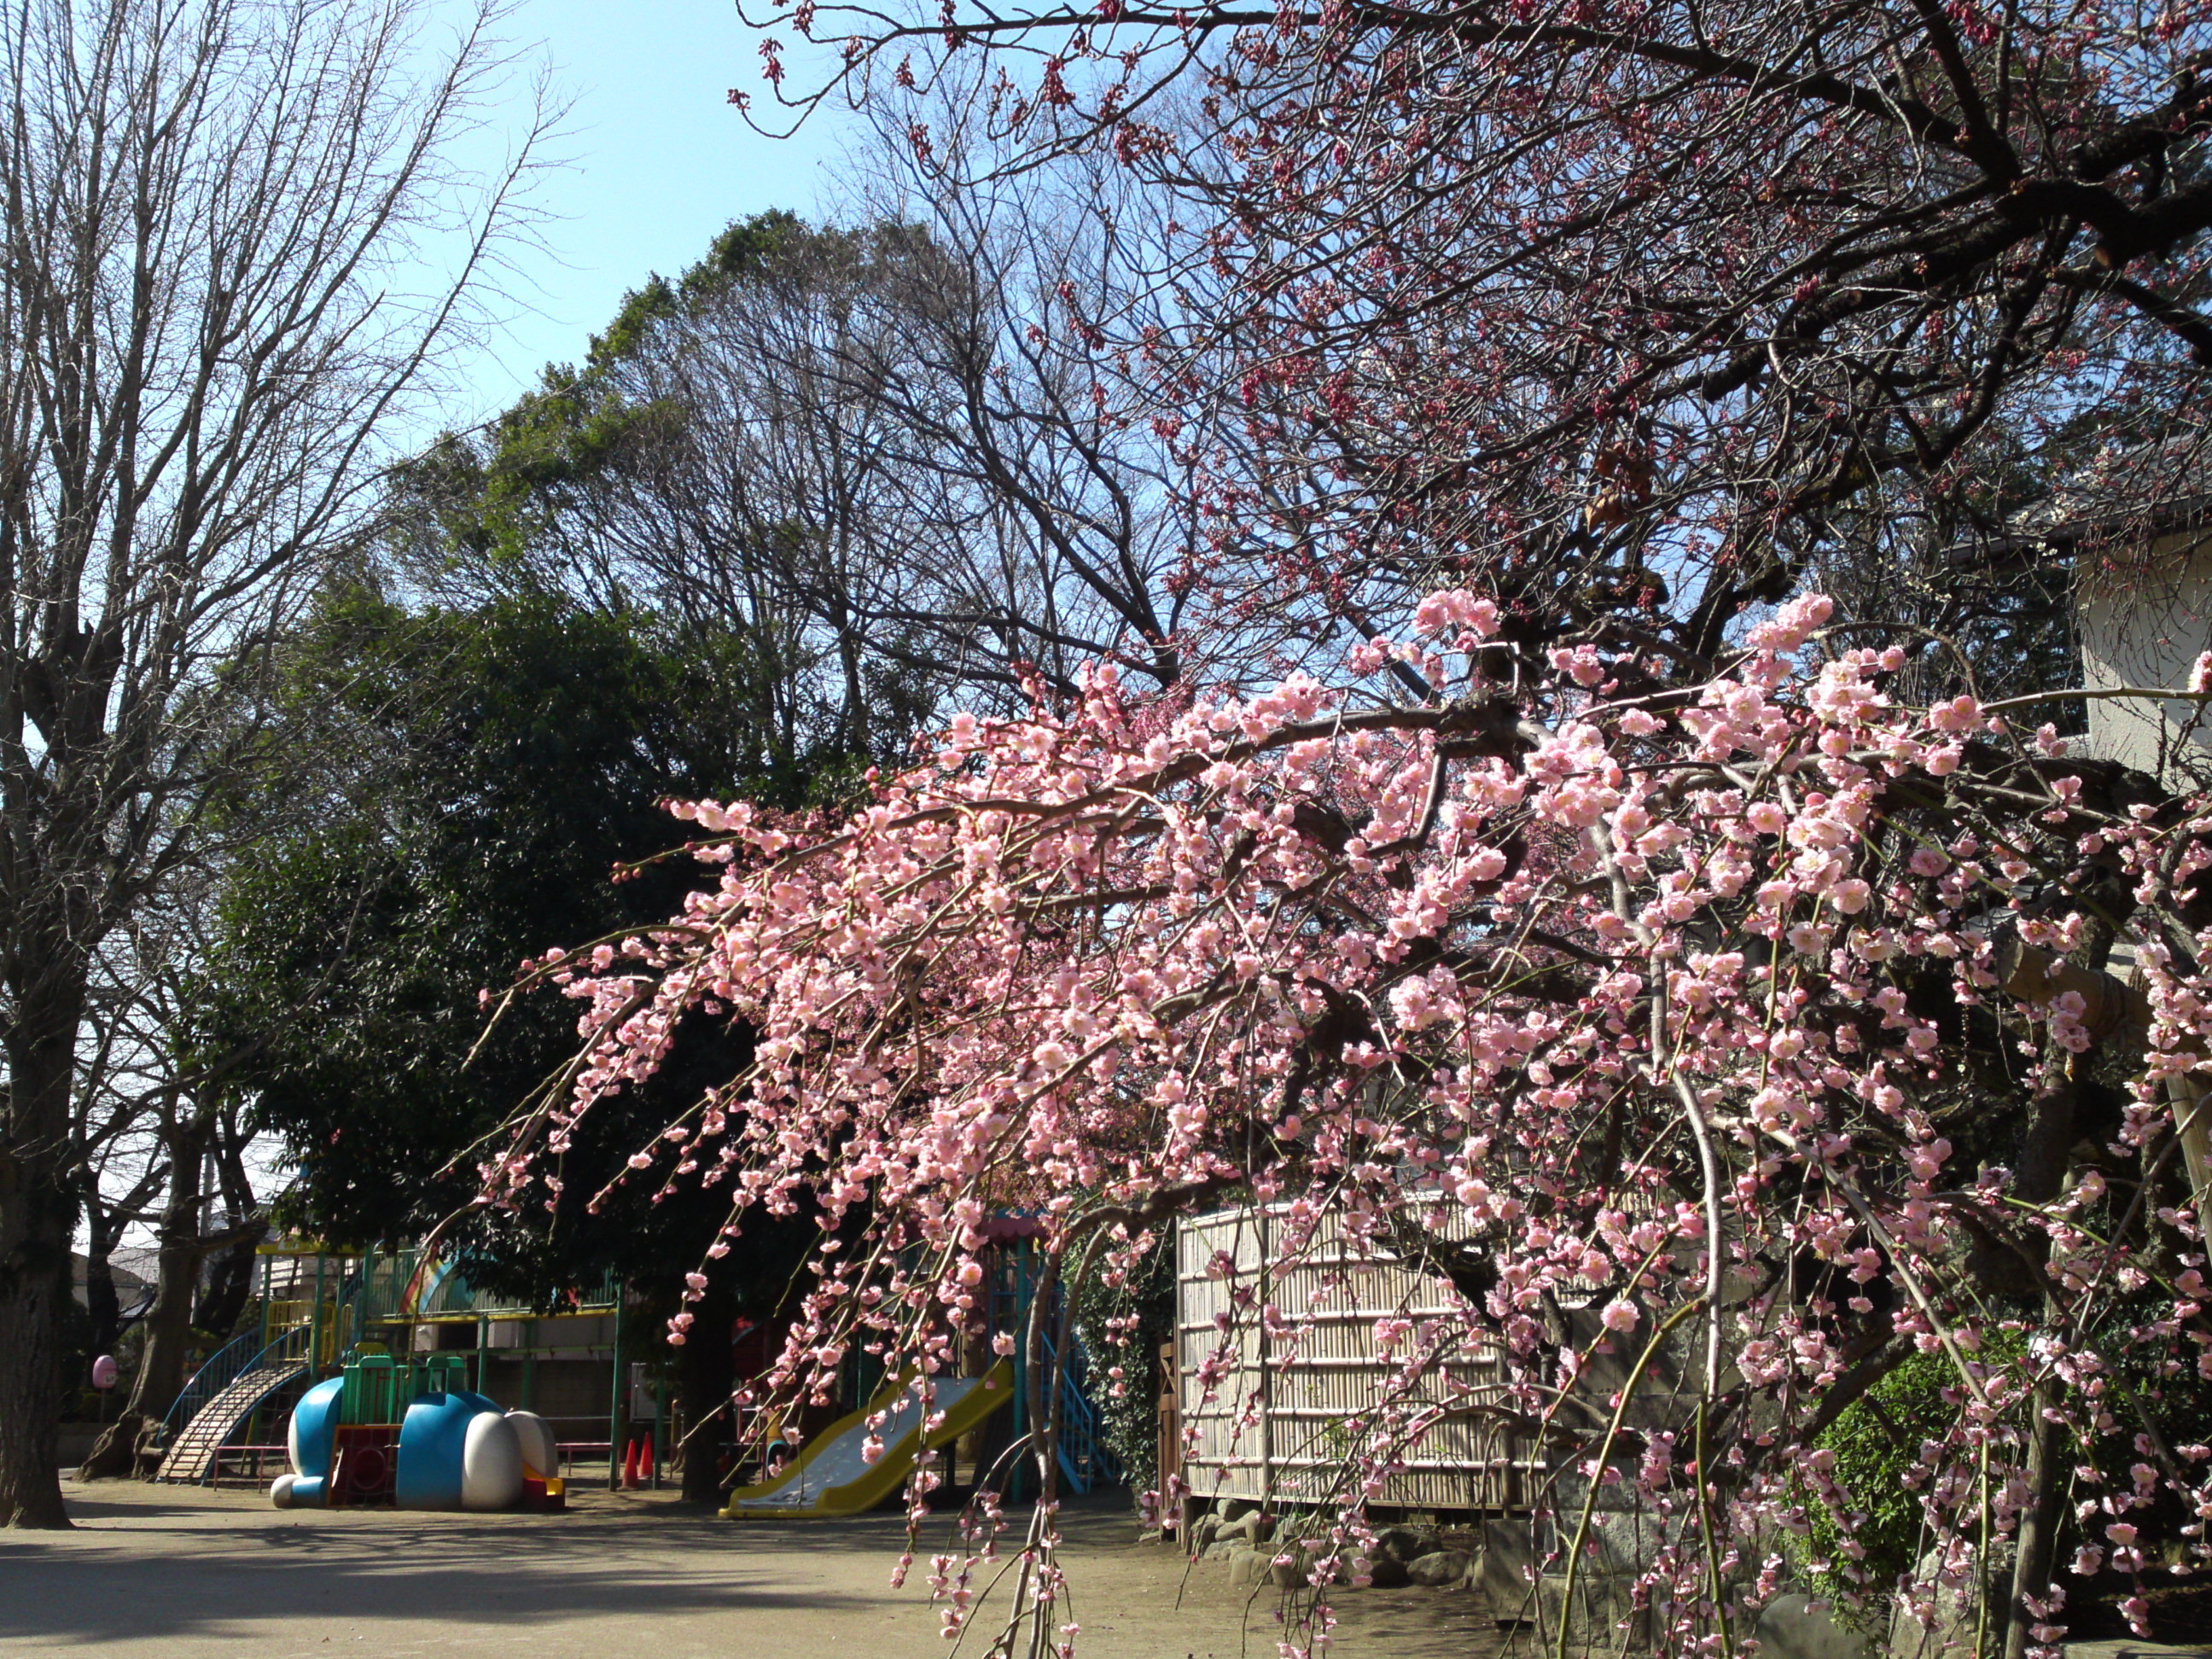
[271,1345,564,1511]
[156,1242,625,1487]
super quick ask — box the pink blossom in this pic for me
[478,585,2212,1659]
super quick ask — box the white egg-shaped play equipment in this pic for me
[504,1410,559,1481]
[271,1348,564,1514]
[460,1408,525,1511]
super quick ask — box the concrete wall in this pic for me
[2078,529,2212,783]
[56,1423,102,1470]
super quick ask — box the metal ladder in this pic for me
[154,1324,312,1483]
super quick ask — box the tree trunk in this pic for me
[1965,1070,2077,1300]
[79,1183,122,1360]
[0,979,88,1528]
[68,1187,147,1479]
[84,1120,252,1484]
[959,1318,1014,1501]
[74,1412,155,1482]
[190,1112,263,1341]
[192,1224,263,1346]
[2004,1371,2065,1659]
[84,1117,219,1485]
[677,1281,736,1505]
[124,1114,212,1426]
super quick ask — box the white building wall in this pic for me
[2077,528,2212,784]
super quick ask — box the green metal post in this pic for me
[310,1250,327,1372]
[356,1248,370,1359]
[476,1313,489,1400]
[370,1245,390,1360]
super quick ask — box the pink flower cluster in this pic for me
[488,597,2212,1656]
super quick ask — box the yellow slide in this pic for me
[720,1363,1012,1519]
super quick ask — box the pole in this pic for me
[310,1250,326,1372]
[608,1288,626,1492]
[1258,1208,1273,1505]
[652,1373,665,1492]
[2169,1077,2212,1251]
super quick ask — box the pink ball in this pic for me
[91,1355,117,1389]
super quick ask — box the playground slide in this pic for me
[722,1363,1011,1519]
[157,1360,308,1484]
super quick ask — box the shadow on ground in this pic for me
[0,1481,1499,1659]
[0,1490,870,1649]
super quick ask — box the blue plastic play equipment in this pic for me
[270,1347,562,1512]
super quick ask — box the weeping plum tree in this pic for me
[445,0,2212,1649]
[0,0,552,1528]
[479,596,2212,1656]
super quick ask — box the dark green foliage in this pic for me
[1794,1306,2212,1639]
[672,209,804,310]
[204,581,876,1503]
[205,209,946,1494]
[387,210,814,578]
[383,208,936,763]
[1069,1237,1174,1501]
[207,585,846,1295]
[387,377,679,571]
[1796,1347,1965,1628]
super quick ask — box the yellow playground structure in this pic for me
[722,1364,1014,1519]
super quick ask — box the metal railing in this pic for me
[1043,1331,1123,1496]
[339,1249,619,1327]
[259,1300,354,1366]
[159,1319,315,1447]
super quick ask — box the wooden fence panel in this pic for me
[1173,1206,1532,1515]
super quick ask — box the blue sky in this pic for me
[448,0,848,420]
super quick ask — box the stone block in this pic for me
[1266,1546,1348,1591]
[1484,1518,1545,1623]
[1410,1550,1474,1588]
[1377,1525,1441,1564]
[1755,1592,1877,1659]
[1886,1543,2011,1659]
[1530,1574,1647,1652]
[1217,1510,1274,1547]
[1365,1554,1412,1589]
[1225,1545,1270,1588]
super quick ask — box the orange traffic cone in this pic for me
[639,1438,655,1486]
[621,1438,640,1488]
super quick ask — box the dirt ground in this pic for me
[0,1481,1505,1659]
